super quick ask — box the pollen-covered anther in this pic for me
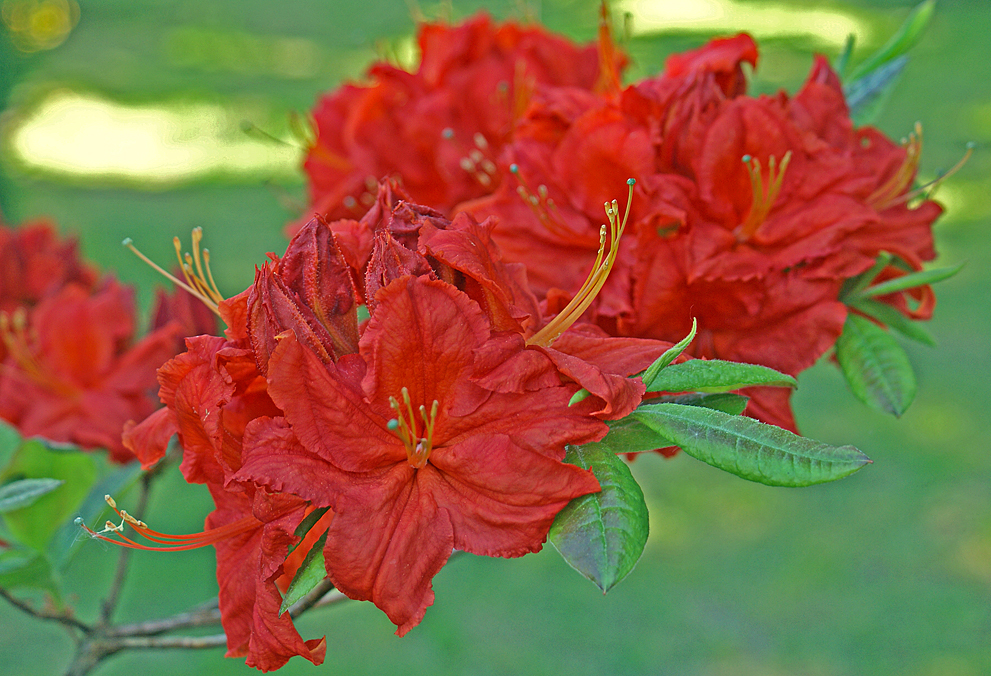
[388,387,439,469]
[735,151,792,241]
[123,227,225,318]
[510,164,596,244]
[446,128,497,186]
[526,178,636,348]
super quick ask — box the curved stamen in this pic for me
[735,152,792,241]
[869,122,923,210]
[527,178,636,348]
[75,494,261,551]
[123,227,224,318]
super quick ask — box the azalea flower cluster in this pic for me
[117,182,671,669]
[51,8,948,674]
[303,17,946,431]
[0,218,209,462]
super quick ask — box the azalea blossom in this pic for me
[0,276,180,462]
[296,11,621,233]
[459,34,946,430]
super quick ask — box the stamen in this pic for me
[735,152,792,241]
[0,308,77,396]
[75,494,261,551]
[387,387,439,469]
[511,165,599,246]
[527,178,636,348]
[123,229,224,318]
[869,122,923,210]
[445,128,498,186]
[879,141,974,209]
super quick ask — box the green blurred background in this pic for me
[1,0,989,674]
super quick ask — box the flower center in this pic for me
[526,178,636,348]
[510,164,602,247]
[735,151,792,241]
[387,387,439,469]
[122,226,225,318]
[0,307,77,396]
[445,128,499,188]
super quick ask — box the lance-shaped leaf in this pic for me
[279,530,329,614]
[0,440,97,551]
[630,403,871,486]
[549,443,649,592]
[644,359,796,394]
[640,318,697,388]
[0,478,64,514]
[654,392,750,415]
[857,263,964,300]
[846,0,936,81]
[836,314,917,416]
[845,56,907,125]
[0,549,61,600]
[850,298,936,347]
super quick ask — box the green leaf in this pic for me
[836,314,917,417]
[640,318,697,388]
[279,530,328,615]
[0,549,61,600]
[602,416,676,455]
[0,421,21,470]
[858,263,964,299]
[850,298,936,347]
[644,359,796,394]
[846,0,936,81]
[292,506,331,542]
[845,56,908,126]
[0,478,65,513]
[834,33,856,79]
[840,251,894,302]
[549,443,649,592]
[653,392,750,416]
[630,404,872,487]
[0,440,97,551]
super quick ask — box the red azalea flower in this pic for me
[0,219,97,313]
[121,185,671,645]
[460,35,945,430]
[0,279,180,462]
[121,330,326,671]
[0,219,98,362]
[236,275,605,635]
[297,12,620,232]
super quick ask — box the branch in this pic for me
[107,598,221,637]
[0,586,91,633]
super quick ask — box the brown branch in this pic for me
[0,586,91,633]
[107,598,221,637]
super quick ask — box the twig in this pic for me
[0,586,91,633]
[107,598,221,637]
